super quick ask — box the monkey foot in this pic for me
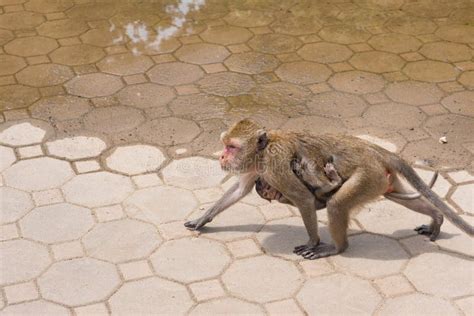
[293,242,338,260]
[414,224,439,241]
[184,218,209,231]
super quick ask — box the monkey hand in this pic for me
[184,217,211,230]
[324,162,338,181]
[294,242,338,260]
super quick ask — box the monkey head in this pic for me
[219,119,265,173]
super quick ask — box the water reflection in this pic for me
[113,0,206,55]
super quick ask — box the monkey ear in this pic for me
[256,129,268,151]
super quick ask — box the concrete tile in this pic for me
[435,214,474,256]
[116,83,175,109]
[297,274,381,315]
[0,223,19,241]
[374,275,413,297]
[385,81,444,105]
[32,188,63,206]
[84,106,144,134]
[350,51,404,73]
[298,42,352,63]
[0,239,51,285]
[137,117,200,146]
[0,186,33,224]
[329,70,384,94]
[47,136,106,160]
[74,160,101,173]
[202,63,227,73]
[20,203,94,244]
[198,72,255,97]
[265,299,303,316]
[379,293,458,315]
[4,281,39,304]
[225,52,279,74]
[151,238,230,283]
[455,296,474,316]
[52,240,84,261]
[0,300,69,315]
[17,64,74,87]
[17,144,43,158]
[193,187,224,204]
[74,303,109,316]
[227,239,262,258]
[299,259,335,278]
[66,73,124,98]
[276,61,331,85]
[176,43,230,65]
[38,258,120,306]
[93,204,125,222]
[83,219,161,263]
[403,60,458,82]
[158,221,194,240]
[190,298,264,315]
[0,122,46,146]
[448,170,474,183]
[106,145,165,175]
[119,260,153,280]
[441,91,474,117]
[97,53,153,76]
[109,277,192,315]
[189,279,225,301]
[131,173,163,188]
[225,10,273,27]
[223,256,303,303]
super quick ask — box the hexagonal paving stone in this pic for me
[224,52,279,74]
[176,43,230,64]
[386,81,444,106]
[459,71,474,89]
[436,24,474,44]
[162,157,226,190]
[67,2,116,20]
[4,157,73,191]
[16,64,74,87]
[38,258,120,306]
[191,202,265,241]
[224,10,273,27]
[0,85,40,110]
[350,51,405,73]
[50,44,105,66]
[249,34,302,54]
[84,106,144,133]
[368,33,422,53]
[0,145,15,172]
[105,145,165,175]
[198,72,256,97]
[420,42,472,62]
[297,42,352,63]
[66,73,124,98]
[80,27,122,47]
[319,24,371,44]
[363,103,425,130]
[116,83,175,109]
[169,94,229,119]
[151,238,230,283]
[137,117,201,146]
[436,214,473,256]
[276,61,332,85]
[0,187,33,224]
[25,0,73,13]
[83,219,161,263]
[0,239,51,285]
[0,300,69,315]
[271,16,321,35]
[357,200,428,238]
[191,298,264,315]
[30,96,91,121]
[379,293,459,315]
[282,116,344,135]
[424,114,474,143]
[37,19,89,38]
[0,55,26,75]
[0,121,47,146]
[20,203,94,244]
[331,234,409,278]
[124,186,197,224]
[441,91,474,117]
[109,277,192,315]
[63,171,133,208]
[97,53,153,76]
[455,295,474,315]
[4,36,58,57]
[404,252,473,298]
[0,11,44,30]
[328,71,384,94]
[451,183,473,215]
[296,274,381,315]
[307,91,367,118]
[222,256,303,303]
[201,25,252,45]
[403,60,458,82]
[147,62,204,86]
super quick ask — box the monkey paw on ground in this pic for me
[293,242,338,260]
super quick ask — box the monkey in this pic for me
[185,119,474,260]
[255,154,343,207]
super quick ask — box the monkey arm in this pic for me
[184,173,257,230]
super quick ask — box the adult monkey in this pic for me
[185,119,474,259]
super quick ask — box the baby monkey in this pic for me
[256,155,342,207]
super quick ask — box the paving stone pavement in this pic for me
[0,0,473,315]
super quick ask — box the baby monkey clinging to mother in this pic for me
[185,119,474,260]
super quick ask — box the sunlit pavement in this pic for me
[0,0,473,315]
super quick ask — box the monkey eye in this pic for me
[227,144,237,149]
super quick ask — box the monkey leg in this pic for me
[385,175,443,241]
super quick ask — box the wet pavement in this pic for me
[0,0,473,315]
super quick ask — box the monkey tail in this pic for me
[392,158,474,236]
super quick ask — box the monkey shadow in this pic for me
[199,223,460,260]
